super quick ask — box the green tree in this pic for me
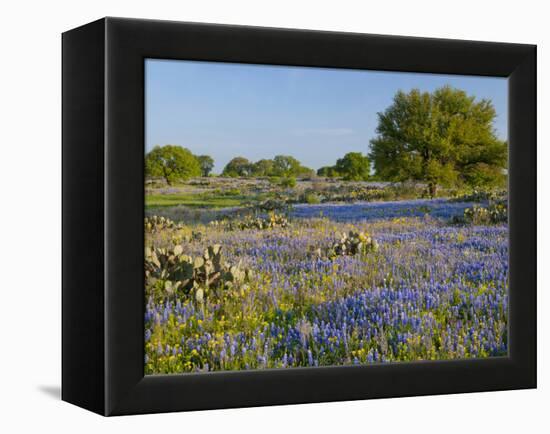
[251,159,275,177]
[197,155,215,177]
[145,145,201,184]
[295,165,315,178]
[317,166,339,178]
[272,155,301,177]
[222,157,253,177]
[334,152,370,181]
[272,155,313,178]
[369,86,507,196]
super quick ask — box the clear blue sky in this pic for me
[145,59,508,174]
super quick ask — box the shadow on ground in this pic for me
[38,385,61,400]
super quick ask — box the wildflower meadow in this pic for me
[144,192,508,374]
[143,71,508,375]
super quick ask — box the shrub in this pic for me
[256,198,289,212]
[304,192,322,204]
[389,182,425,200]
[280,176,297,188]
[223,188,241,196]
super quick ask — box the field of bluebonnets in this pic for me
[144,179,508,375]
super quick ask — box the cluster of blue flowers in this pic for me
[291,198,476,222]
[145,199,508,374]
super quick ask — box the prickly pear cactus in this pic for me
[230,212,290,231]
[144,215,181,233]
[145,243,252,303]
[191,231,203,242]
[328,231,379,257]
[460,200,507,225]
[488,200,507,223]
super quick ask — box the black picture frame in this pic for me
[62,17,536,416]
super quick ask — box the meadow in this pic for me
[144,178,508,374]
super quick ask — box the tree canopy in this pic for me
[334,152,371,181]
[222,157,253,177]
[272,155,313,178]
[317,166,339,178]
[197,155,215,177]
[251,159,275,177]
[145,145,201,184]
[222,155,313,178]
[369,86,507,196]
[316,152,370,181]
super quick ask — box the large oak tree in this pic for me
[369,86,507,196]
[145,145,201,184]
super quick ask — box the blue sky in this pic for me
[145,59,507,174]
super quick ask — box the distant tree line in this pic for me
[222,155,314,178]
[145,86,507,194]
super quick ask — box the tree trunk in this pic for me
[428,183,437,198]
[163,168,172,186]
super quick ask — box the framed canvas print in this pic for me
[62,17,536,416]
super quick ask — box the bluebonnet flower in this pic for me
[145,198,508,374]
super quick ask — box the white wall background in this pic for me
[0,0,546,431]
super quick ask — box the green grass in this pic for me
[145,193,250,208]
